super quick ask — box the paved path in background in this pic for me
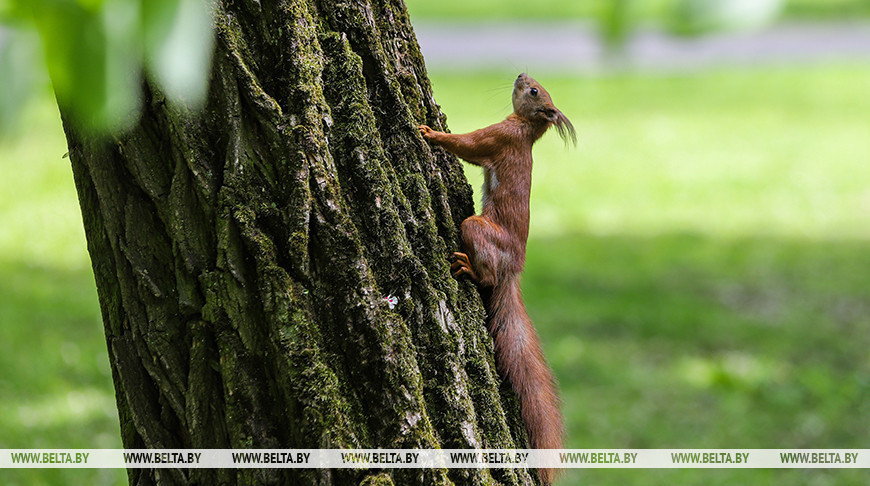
[414,21,870,72]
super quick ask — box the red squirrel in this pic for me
[419,73,575,485]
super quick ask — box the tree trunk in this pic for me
[61,0,535,484]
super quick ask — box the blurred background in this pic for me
[2,0,870,484]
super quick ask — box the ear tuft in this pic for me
[552,110,577,146]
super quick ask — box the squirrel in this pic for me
[419,73,575,485]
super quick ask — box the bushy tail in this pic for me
[487,275,563,484]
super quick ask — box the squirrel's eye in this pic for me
[530,88,538,96]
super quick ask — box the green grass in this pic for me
[2,64,870,485]
[405,0,870,21]
[0,96,125,485]
[527,235,870,484]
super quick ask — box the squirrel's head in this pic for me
[512,73,576,145]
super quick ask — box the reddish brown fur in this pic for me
[419,73,575,485]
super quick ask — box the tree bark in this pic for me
[61,0,535,485]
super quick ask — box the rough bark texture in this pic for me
[61,0,535,484]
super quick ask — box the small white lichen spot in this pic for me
[461,421,480,448]
[450,362,473,404]
[436,299,457,334]
[400,411,422,435]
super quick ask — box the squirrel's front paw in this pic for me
[418,124,434,139]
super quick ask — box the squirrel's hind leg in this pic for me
[457,215,509,288]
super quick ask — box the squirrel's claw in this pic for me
[418,124,434,139]
[449,251,470,264]
[452,265,479,282]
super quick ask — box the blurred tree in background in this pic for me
[601,0,786,55]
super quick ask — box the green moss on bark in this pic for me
[61,0,536,484]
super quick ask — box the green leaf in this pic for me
[142,0,215,107]
[2,0,215,133]
[31,0,142,132]
[101,0,143,129]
